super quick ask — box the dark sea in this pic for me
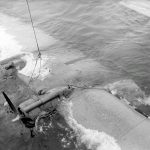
[0,0,150,149]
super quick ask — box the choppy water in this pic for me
[1,0,150,94]
[0,0,150,149]
[1,0,150,92]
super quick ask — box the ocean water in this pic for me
[1,0,150,93]
[0,0,150,149]
[1,0,150,94]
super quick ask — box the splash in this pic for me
[20,53,52,80]
[59,101,121,150]
[0,25,52,80]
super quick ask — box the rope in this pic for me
[34,55,42,80]
[28,57,38,85]
[25,0,42,85]
[68,84,104,90]
[24,1,147,138]
[28,56,42,85]
[25,0,41,57]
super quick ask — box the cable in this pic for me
[68,84,104,90]
[34,56,42,80]
[28,57,38,85]
[25,0,42,85]
[25,0,41,57]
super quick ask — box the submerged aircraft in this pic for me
[2,85,74,137]
[0,56,74,136]
[69,87,150,150]
[1,54,150,149]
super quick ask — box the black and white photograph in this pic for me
[0,0,150,149]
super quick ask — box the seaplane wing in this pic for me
[70,89,150,150]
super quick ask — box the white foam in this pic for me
[0,25,52,80]
[20,53,51,80]
[60,101,121,150]
[0,26,23,60]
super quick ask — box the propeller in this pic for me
[2,91,17,114]
[2,91,35,128]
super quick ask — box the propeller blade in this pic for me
[12,115,20,122]
[2,91,17,114]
